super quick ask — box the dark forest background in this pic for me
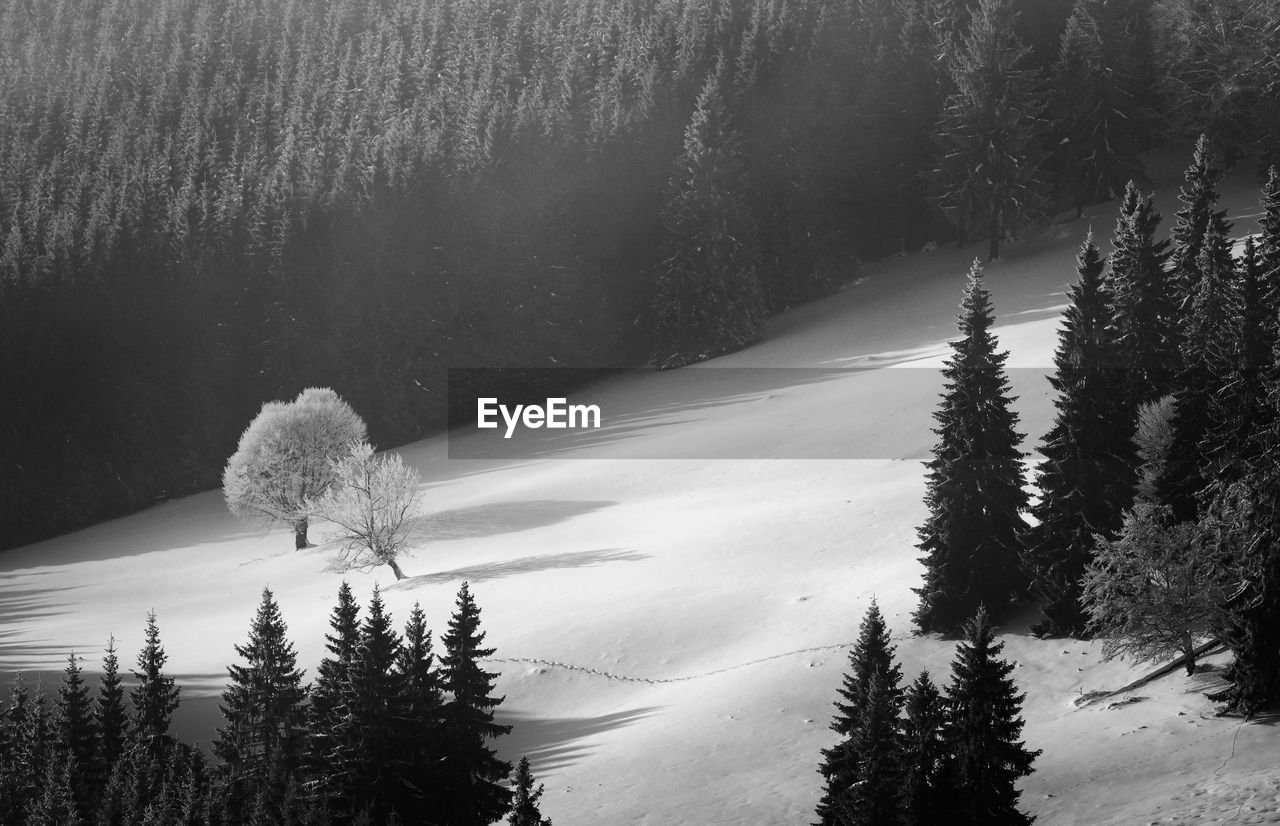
[1,0,1277,549]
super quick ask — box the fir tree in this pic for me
[507,756,552,826]
[929,0,1046,261]
[25,748,83,826]
[1106,182,1178,406]
[1258,168,1280,346]
[1023,234,1136,636]
[214,587,307,817]
[816,601,903,825]
[942,607,1040,826]
[439,582,513,826]
[1,674,39,823]
[914,262,1029,633]
[95,637,129,782]
[900,671,946,826]
[130,612,181,750]
[650,62,766,368]
[1169,135,1233,312]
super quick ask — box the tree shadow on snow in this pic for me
[388,548,648,591]
[411,500,615,541]
[497,706,662,775]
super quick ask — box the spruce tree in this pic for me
[929,0,1046,261]
[1215,331,1280,713]
[1023,235,1136,636]
[1048,1,1143,216]
[324,587,406,823]
[95,637,129,783]
[1106,182,1178,406]
[1203,238,1272,487]
[942,607,1039,825]
[395,603,445,819]
[214,587,307,817]
[1259,168,1280,344]
[130,612,181,750]
[0,674,38,824]
[25,748,83,826]
[651,62,765,368]
[843,670,905,825]
[439,582,513,826]
[1158,225,1238,522]
[507,756,552,826]
[306,582,361,780]
[901,672,946,826]
[816,600,903,825]
[1169,135,1233,313]
[54,653,97,817]
[914,262,1029,633]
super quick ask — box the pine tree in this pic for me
[929,0,1046,261]
[95,637,129,783]
[25,748,83,826]
[1106,182,1178,406]
[900,672,946,826]
[439,582,513,826]
[214,587,307,817]
[1169,135,1233,313]
[1,674,40,823]
[914,262,1029,633]
[1023,234,1136,636]
[942,607,1039,825]
[507,756,551,826]
[1258,168,1280,346]
[324,587,406,823]
[650,62,766,369]
[395,603,445,819]
[54,652,97,817]
[130,612,181,750]
[816,601,903,824]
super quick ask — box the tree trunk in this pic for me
[388,558,406,580]
[1183,635,1197,675]
[294,519,309,550]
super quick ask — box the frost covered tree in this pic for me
[1081,502,1232,674]
[914,262,1029,633]
[1023,235,1135,636]
[650,63,765,369]
[223,387,368,549]
[929,0,1046,260]
[1169,136,1232,313]
[309,442,421,581]
[941,607,1039,826]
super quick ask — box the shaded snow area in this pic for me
[4,146,1278,824]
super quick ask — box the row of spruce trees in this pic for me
[913,137,1280,713]
[0,583,552,826]
[4,0,1279,550]
[816,604,1039,825]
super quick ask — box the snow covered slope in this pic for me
[3,145,1276,824]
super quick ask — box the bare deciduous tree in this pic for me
[310,442,421,580]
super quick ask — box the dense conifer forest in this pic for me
[3,0,1278,549]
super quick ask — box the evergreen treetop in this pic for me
[508,756,552,826]
[901,670,946,826]
[1170,135,1233,309]
[130,612,181,747]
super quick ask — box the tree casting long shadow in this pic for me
[388,548,649,590]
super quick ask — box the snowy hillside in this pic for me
[3,146,1277,825]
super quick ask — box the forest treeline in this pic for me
[1,0,1278,548]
